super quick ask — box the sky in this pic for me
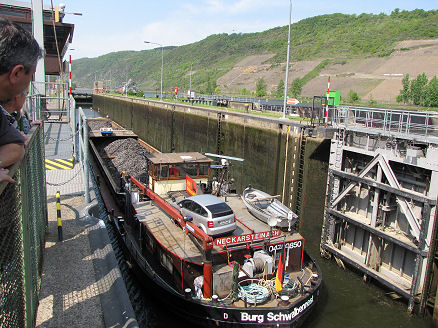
[44,0,437,59]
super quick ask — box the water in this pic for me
[92,97,433,328]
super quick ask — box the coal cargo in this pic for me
[98,138,149,183]
[88,118,121,131]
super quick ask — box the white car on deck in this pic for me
[176,194,236,236]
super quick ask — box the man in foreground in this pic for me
[0,17,43,180]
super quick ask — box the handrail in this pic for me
[78,108,90,202]
[0,124,47,327]
[331,106,438,141]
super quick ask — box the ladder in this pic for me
[216,113,223,156]
[294,130,307,219]
[330,129,345,201]
[216,113,224,179]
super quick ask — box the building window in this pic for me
[0,10,26,18]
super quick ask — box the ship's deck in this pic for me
[133,194,303,264]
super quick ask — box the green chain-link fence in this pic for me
[0,126,47,328]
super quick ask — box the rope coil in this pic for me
[238,279,270,304]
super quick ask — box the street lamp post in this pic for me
[144,41,163,101]
[282,0,292,119]
[189,63,193,95]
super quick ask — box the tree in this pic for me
[274,79,285,98]
[396,73,438,107]
[391,8,400,17]
[399,74,410,103]
[240,88,251,96]
[347,89,359,103]
[368,94,377,106]
[255,77,267,97]
[289,78,303,98]
[424,77,438,107]
[205,76,217,95]
[410,73,428,105]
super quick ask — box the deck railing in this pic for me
[330,106,438,142]
[30,81,70,121]
[0,126,47,328]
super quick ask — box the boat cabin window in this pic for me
[184,164,198,176]
[160,165,168,178]
[149,162,210,180]
[199,164,209,176]
[169,166,180,177]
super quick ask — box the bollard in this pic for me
[56,191,63,241]
[280,295,290,306]
[184,288,192,299]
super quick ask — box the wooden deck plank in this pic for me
[134,201,202,261]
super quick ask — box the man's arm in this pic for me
[0,107,25,167]
[0,143,24,167]
[0,168,14,183]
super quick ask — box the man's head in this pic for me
[0,17,43,104]
[3,88,29,116]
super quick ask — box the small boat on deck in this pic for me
[87,118,322,328]
[242,186,298,230]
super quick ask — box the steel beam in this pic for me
[330,153,423,241]
[327,208,427,256]
[330,153,381,208]
[331,169,436,205]
[321,243,411,299]
[378,155,421,240]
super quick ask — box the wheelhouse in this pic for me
[145,152,213,195]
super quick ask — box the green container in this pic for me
[326,90,341,106]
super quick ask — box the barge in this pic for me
[88,118,322,327]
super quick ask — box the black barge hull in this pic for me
[88,121,322,327]
[117,221,320,327]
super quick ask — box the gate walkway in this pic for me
[36,111,138,328]
[331,106,438,144]
[44,121,84,196]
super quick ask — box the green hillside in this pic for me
[72,9,438,94]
